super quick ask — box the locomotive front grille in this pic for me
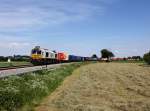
[31,54,42,59]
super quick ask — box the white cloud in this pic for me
[0,42,32,56]
[114,50,119,53]
[0,0,108,31]
[9,42,30,47]
[0,0,120,56]
[0,34,33,56]
[0,41,31,49]
[0,34,32,49]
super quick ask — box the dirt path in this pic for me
[35,63,150,111]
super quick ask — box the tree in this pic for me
[101,49,114,59]
[91,54,98,59]
[143,51,150,65]
[132,56,142,60]
[128,57,132,60]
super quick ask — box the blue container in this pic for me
[69,55,83,62]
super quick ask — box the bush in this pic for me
[143,51,150,65]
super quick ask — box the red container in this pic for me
[57,52,68,61]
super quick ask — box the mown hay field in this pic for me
[36,63,150,111]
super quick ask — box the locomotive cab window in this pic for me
[32,50,36,54]
[46,52,49,57]
[42,52,44,55]
[37,50,41,54]
[55,54,57,58]
[50,53,53,57]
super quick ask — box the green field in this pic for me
[0,62,32,68]
[0,62,86,111]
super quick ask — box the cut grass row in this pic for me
[0,62,88,111]
[112,60,145,63]
[44,63,150,111]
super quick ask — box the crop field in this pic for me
[112,60,144,63]
[36,63,150,111]
[0,62,31,68]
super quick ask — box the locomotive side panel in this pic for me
[31,47,57,65]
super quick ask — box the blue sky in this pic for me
[0,0,149,57]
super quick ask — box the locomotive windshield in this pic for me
[37,51,41,54]
[32,50,36,54]
[32,49,41,54]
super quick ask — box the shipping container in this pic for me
[69,55,83,62]
[57,52,68,61]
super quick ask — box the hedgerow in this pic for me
[0,63,83,111]
[143,51,150,65]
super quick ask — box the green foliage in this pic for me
[143,51,150,65]
[101,49,114,58]
[0,63,83,111]
[0,55,30,62]
[127,56,143,61]
[91,54,98,58]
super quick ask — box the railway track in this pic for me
[0,63,71,78]
[0,65,34,71]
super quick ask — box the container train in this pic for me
[31,46,94,65]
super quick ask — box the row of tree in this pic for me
[127,56,142,60]
[91,49,150,65]
[0,49,149,64]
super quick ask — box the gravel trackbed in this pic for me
[35,63,150,111]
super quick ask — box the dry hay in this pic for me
[36,63,150,111]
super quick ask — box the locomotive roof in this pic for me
[33,47,56,53]
[41,48,56,53]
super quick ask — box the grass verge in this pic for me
[0,62,86,111]
[0,62,31,68]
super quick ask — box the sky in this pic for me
[0,0,149,57]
